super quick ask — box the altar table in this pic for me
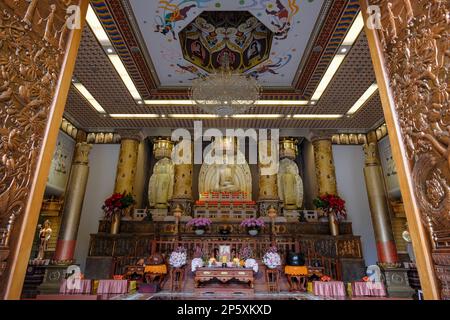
[59,279,92,295]
[195,267,254,294]
[313,281,346,297]
[351,281,387,297]
[284,266,308,292]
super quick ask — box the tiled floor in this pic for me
[110,291,339,300]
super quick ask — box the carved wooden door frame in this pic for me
[360,0,448,300]
[0,0,89,299]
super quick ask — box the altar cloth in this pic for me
[351,281,387,297]
[59,279,91,295]
[284,266,308,276]
[313,281,346,297]
[97,280,128,294]
[144,264,167,274]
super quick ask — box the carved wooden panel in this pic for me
[0,0,76,292]
[369,0,449,299]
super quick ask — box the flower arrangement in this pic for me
[313,194,347,220]
[320,275,332,282]
[191,257,204,272]
[262,246,281,269]
[102,192,135,219]
[186,217,212,230]
[169,246,187,268]
[245,258,259,273]
[240,217,265,230]
[239,245,254,260]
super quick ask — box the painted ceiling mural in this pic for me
[129,0,324,87]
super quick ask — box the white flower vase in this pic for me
[195,228,205,235]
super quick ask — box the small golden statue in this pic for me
[37,220,52,260]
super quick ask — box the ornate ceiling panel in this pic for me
[179,11,273,73]
[64,1,385,133]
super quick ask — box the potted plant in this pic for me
[240,217,265,236]
[262,246,281,269]
[313,194,347,236]
[102,192,135,234]
[187,217,212,235]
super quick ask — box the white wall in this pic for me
[333,145,377,266]
[74,144,120,271]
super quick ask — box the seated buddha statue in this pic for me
[213,164,240,193]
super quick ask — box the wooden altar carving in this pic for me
[0,0,87,299]
[361,0,449,299]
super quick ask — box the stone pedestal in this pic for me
[150,208,169,221]
[381,267,415,298]
[340,258,366,282]
[283,209,300,222]
[37,265,71,295]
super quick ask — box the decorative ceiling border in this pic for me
[91,0,157,100]
[90,0,361,100]
[331,123,388,145]
[295,0,360,97]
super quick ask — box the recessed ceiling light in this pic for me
[310,11,364,102]
[137,100,143,105]
[168,114,219,119]
[107,48,114,54]
[231,114,284,119]
[347,83,378,115]
[311,54,346,101]
[292,114,343,119]
[110,114,159,118]
[143,100,310,106]
[73,82,106,114]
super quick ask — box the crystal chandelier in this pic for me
[190,53,260,117]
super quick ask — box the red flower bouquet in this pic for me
[313,194,347,221]
[102,192,135,219]
[320,275,332,282]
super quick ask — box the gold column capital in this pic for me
[73,142,92,165]
[363,142,380,166]
[117,129,145,142]
[309,131,335,143]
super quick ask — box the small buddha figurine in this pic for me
[37,220,52,260]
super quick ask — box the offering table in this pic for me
[194,267,254,294]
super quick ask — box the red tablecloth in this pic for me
[313,281,346,297]
[97,280,128,294]
[351,281,387,297]
[59,279,92,294]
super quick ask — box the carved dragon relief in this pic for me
[369,0,449,298]
[0,0,74,280]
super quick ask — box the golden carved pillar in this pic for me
[258,139,280,217]
[311,135,338,196]
[363,141,399,265]
[111,130,143,234]
[0,0,89,299]
[170,139,193,217]
[360,0,446,299]
[311,133,339,236]
[54,143,92,263]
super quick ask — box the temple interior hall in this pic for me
[0,0,448,301]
